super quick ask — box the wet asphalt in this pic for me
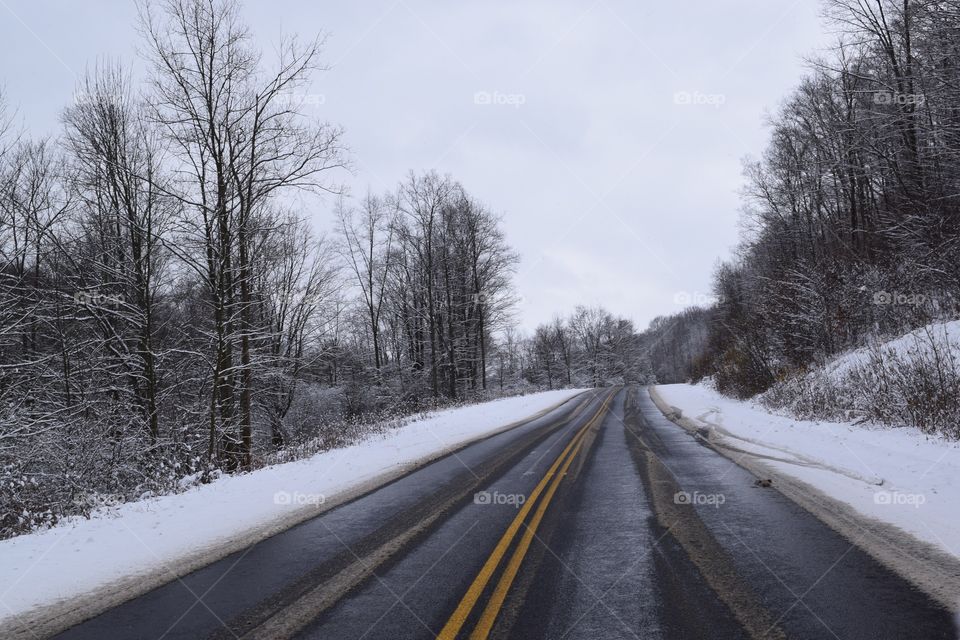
[52,387,956,640]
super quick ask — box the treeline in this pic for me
[646,1,960,421]
[335,174,517,403]
[522,306,648,388]
[638,307,711,384]
[0,0,519,537]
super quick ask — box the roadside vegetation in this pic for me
[643,0,960,438]
[0,0,523,538]
[0,0,646,540]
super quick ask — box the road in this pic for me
[54,387,956,639]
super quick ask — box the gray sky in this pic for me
[0,0,830,332]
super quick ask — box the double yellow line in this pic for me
[439,390,615,640]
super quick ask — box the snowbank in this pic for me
[760,319,960,436]
[0,388,585,627]
[823,319,960,380]
[655,383,960,561]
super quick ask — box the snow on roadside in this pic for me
[823,319,960,381]
[655,383,960,560]
[0,388,585,624]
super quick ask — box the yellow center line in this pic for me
[468,397,605,639]
[438,390,614,640]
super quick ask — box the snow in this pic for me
[0,388,585,625]
[655,383,960,560]
[822,319,960,380]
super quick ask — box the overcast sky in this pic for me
[0,0,831,332]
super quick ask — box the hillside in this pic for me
[760,320,960,437]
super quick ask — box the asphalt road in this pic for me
[54,386,956,640]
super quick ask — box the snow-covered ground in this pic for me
[821,319,960,381]
[655,383,960,560]
[0,388,585,626]
[759,319,960,436]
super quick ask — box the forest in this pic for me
[0,0,643,538]
[644,0,960,435]
[8,0,960,540]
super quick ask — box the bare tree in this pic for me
[140,0,345,468]
[336,192,396,379]
[257,214,339,448]
[63,62,172,444]
[396,171,452,397]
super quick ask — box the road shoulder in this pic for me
[647,384,960,612]
[0,390,588,640]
